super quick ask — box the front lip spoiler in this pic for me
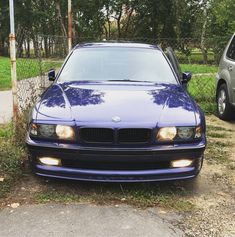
[35,164,197,182]
[26,135,206,152]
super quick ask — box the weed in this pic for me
[207,132,228,138]
[34,181,195,212]
[207,125,233,132]
[206,140,229,164]
[0,125,26,199]
[36,191,80,203]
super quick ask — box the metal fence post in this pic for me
[68,0,72,52]
[9,0,18,125]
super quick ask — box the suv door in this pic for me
[216,33,235,120]
[225,34,235,102]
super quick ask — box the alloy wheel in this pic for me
[218,89,226,115]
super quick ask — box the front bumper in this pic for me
[26,136,205,182]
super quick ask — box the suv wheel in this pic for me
[217,84,234,120]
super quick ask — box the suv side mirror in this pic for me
[182,71,192,84]
[48,69,56,81]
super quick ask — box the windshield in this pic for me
[58,47,177,84]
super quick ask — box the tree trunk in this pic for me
[201,8,208,64]
[26,37,30,58]
[124,7,134,36]
[44,36,49,58]
[32,35,39,58]
[55,0,67,53]
[116,8,122,39]
[16,30,25,58]
[104,25,108,39]
[105,4,111,39]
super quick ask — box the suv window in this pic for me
[226,36,235,60]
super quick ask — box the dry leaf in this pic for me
[10,203,20,208]
[0,177,4,182]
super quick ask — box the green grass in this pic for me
[35,183,195,212]
[206,139,230,164]
[206,125,231,164]
[188,75,215,101]
[180,64,217,74]
[0,57,62,90]
[176,51,216,64]
[207,125,233,132]
[187,75,216,113]
[207,132,228,138]
[36,192,80,204]
[0,125,12,139]
[0,57,11,90]
[0,124,26,199]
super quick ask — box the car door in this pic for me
[225,34,235,103]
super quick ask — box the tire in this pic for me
[216,84,234,120]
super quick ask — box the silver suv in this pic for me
[216,33,235,120]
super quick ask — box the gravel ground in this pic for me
[177,115,235,237]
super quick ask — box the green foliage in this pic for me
[1,0,233,58]
[210,0,235,37]
[176,51,216,65]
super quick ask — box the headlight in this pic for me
[39,124,55,137]
[156,127,177,141]
[156,126,202,141]
[177,127,194,139]
[56,125,75,140]
[29,123,75,140]
[30,124,56,137]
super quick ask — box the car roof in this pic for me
[74,42,161,50]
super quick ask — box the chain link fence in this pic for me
[13,35,230,113]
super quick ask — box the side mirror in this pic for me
[182,71,192,84]
[48,69,55,81]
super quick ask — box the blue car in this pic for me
[26,42,206,182]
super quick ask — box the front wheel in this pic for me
[216,84,234,120]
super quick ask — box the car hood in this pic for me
[36,82,197,127]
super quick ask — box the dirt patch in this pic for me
[178,115,235,237]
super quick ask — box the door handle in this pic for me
[228,65,233,71]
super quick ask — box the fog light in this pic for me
[39,157,61,166]
[171,159,193,168]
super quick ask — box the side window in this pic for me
[165,47,182,80]
[226,36,235,60]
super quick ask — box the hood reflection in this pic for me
[63,85,104,106]
[148,84,194,111]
